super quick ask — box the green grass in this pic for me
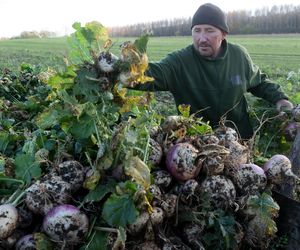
[1,34,300,75]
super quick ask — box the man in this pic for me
[134,3,293,139]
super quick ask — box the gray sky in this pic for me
[0,0,299,38]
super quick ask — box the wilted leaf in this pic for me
[124,156,151,189]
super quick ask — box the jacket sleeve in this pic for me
[244,49,289,103]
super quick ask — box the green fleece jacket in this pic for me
[136,40,288,138]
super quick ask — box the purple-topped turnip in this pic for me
[43,204,89,245]
[148,138,163,166]
[0,204,18,239]
[166,143,201,181]
[15,233,53,250]
[229,163,267,194]
[263,154,298,185]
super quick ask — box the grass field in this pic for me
[1,34,300,76]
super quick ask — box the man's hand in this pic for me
[276,99,294,112]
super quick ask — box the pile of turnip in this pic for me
[1,25,299,249]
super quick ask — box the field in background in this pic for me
[1,34,300,76]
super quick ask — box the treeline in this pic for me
[108,4,300,37]
[11,30,57,39]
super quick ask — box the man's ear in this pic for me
[222,31,227,40]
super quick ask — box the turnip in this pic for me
[166,143,201,181]
[0,204,18,239]
[160,115,184,133]
[202,155,224,175]
[215,126,238,143]
[0,229,25,249]
[152,170,172,189]
[127,211,150,235]
[159,194,178,218]
[42,204,89,245]
[284,122,299,141]
[224,140,249,169]
[15,233,53,250]
[98,51,118,73]
[200,175,236,209]
[25,176,72,215]
[148,138,163,166]
[148,184,163,201]
[292,104,300,122]
[263,154,298,185]
[229,163,267,194]
[57,160,86,192]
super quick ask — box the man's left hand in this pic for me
[276,99,294,112]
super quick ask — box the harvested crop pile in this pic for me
[0,22,299,250]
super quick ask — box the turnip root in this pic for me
[284,122,299,141]
[57,160,86,192]
[263,154,298,185]
[200,175,236,209]
[245,215,277,249]
[148,184,163,201]
[215,126,238,143]
[292,104,300,122]
[42,204,89,245]
[161,115,184,133]
[159,194,178,218]
[25,176,72,215]
[166,143,201,181]
[224,140,249,169]
[98,51,118,73]
[0,204,18,239]
[202,155,224,175]
[148,138,163,166]
[15,233,53,250]
[0,229,25,249]
[152,170,172,189]
[127,211,150,235]
[229,163,267,194]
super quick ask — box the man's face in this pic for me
[192,24,226,59]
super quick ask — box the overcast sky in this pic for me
[0,0,299,38]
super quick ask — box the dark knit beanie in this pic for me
[191,3,229,33]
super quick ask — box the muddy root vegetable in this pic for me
[215,126,238,143]
[284,122,299,141]
[0,229,25,249]
[98,51,118,73]
[166,143,201,181]
[0,204,18,239]
[159,194,178,218]
[292,104,300,122]
[224,140,249,169]
[15,233,53,250]
[25,176,72,215]
[200,175,236,209]
[229,163,267,194]
[152,170,172,189]
[148,138,163,166]
[43,204,89,245]
[57,160,86,192]
[127,211,150,235]
[263,154,298,185]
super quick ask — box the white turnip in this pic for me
[98,51,118,73]
[166,143,201,181]
[42,204,89,245]
[263,154,298,185]
[152,170,172,189]
[127,211,150,235]
[0,204,18,239]
[215,126,238,143]
[224,140,249,169]
[148,138,163,166]
[200,175,236,209]
[57,160,86,192]
[229,163,267,194]
[25,176,72,215]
